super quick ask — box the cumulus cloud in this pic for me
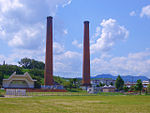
[63,29,68,35]
[91,50,150,78]
[53,42,65,54]
[0,0,72,64]
[0,0,72,47]
[0,0,23,13]
[140,5,150,18]
[129,11,136,16]
[54,51,82,77]
[72,40,82,48]
[62,0,72,7]
[91,18,129,53]
[8,23,44,49]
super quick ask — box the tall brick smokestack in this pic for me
[82,21,91,86]
[44,16,53,85]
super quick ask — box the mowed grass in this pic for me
[0,95,150,113]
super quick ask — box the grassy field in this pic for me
[0,95,150,113]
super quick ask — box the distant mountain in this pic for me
[91,74,115,79]
[92,74,149,82]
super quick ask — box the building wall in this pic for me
[103,88,115,92]
[3,79,34,88]
[2,72,36,88]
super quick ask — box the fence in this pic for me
[6,89,26,96]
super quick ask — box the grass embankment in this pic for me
[25,91,124,96]
[0,95,150,113]
[0,89,5,96]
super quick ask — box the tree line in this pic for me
[0,57,150,93]
[0,58,82,90]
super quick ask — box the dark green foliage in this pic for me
[0,64,23,87]
[61,78,81,90]
[0,72,4,86]
[115,75,124,91]
[99,82,103,87]
[99,82,105,87]
[18,58,31,69]
[72,78,79,88]
[0,65,23,76]
[129,85,136,91]
[135,79,143,94]
[123,85,129,92]
[54,76,64,84]
[18,58,45,69]
[96,85,99,87]
[68,79,73,89]
[31,76,42,88]
[110,82,114,86]
[30,60,45,69]
[147,84,150,93]
[63,81,71,89]
[29,69,44,78]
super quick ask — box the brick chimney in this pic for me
[44,16,54,85]
[82,21,91,86]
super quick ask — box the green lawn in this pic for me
[0,95,150,113]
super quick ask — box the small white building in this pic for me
[3,72,36,88]
[87,86,101,94]
[91,79,115,87]
[102,85,116,92]
[142,81,150,88]
[125,81,150,88]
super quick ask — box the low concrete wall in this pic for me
[26,89,67,92]
[5,88,67,92]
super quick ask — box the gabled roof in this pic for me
[3,72,37,82]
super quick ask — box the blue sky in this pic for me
[0,0,150,78]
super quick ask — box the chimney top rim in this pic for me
[47,16,53,19]
[84,21,89,23]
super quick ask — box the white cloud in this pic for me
[129,11,136,16]
[62,0,72,7]
[53,42,65,54]
[140,5,150,18]
[0,0,72,46]
[91,50,150,78]
[94,26,101,37]
[0,0,72,65]
[91,26,101,44]
[0,55,6,64]
[54,51,82,77]
[0,26,6,39]
[63,29,68,35]
[8,23,44,49]
[72,40,82,48]
[91,18,129,53]
[0,0,23,13]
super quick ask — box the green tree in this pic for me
[99,82,105,87]
[18,58,32,69]
[0,65,23,76]
[63,81,70,89]
[115,75,124,91]
[18,58,45,69]
[31,76,42,88]
[123,85,129,92]
[30,60,45,69]
[110,82,114,86]
[29,69,44,78]
[135,79,143,94]
[69,79,74,89]
[96,85,100,87]
[0,72,4,86]
[72,78,78,88]
[129,85,135,92]
[147,84,150,94]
